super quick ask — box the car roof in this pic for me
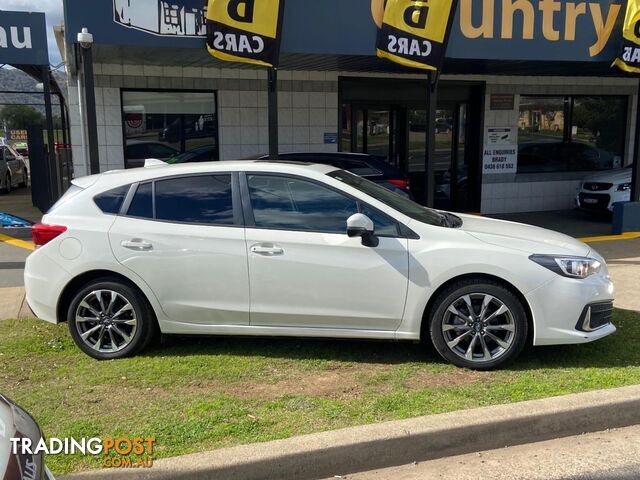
[77,160,338,189]
[260,152,374,159]
[126,139,174,146]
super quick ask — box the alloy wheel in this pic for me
[441,293,516,363]
[74,290,138,353]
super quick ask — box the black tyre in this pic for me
[2,174,11,194]
[18,170,27,188]
[429,279,528,370]
[67,278,157,360]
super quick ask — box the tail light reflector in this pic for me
[388,179,410,190]
[32,224,67,246]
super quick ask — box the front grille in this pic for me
[578,192,610,210]
[583,182,613,192]
[576,302,613,332]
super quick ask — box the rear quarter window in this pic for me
[94,185,130,214]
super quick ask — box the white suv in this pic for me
[576,168,632,212]
[24,161,615,369]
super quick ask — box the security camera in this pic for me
[77,27,93,49]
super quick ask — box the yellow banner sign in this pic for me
[206,0,285,68]
[613,0,640,73]
[376,0,455,70]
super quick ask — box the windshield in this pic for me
[327,170,444,226]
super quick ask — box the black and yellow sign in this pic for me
[613,0,640,73]
[376,0,455,70]
[206,0,285,67]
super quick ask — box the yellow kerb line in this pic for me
[578,232,640,243]
[0,233,35,251]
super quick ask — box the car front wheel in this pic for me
[67,278,157,360]
[429,279,528,370]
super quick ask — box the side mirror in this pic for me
[346,213,379,247]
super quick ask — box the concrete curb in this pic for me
[63,384,640,480]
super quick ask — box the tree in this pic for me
[0,105,44,130]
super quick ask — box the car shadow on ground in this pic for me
[139,309,639,371]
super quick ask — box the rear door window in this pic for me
[127,182,153,219]
[155,175,234,225]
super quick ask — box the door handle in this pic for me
[250,243,284,256]
[121,239,153,251]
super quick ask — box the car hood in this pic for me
[456,214,591,256]
[0,394,45,480]
[582,168,631,184]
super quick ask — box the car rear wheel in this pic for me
[67,278,157,360]
[18,170,27,188]
[2,174,11,194]
[429,279,528,370]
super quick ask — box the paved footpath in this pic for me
[335,424,640,480]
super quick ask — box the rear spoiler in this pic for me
[144,158,167,168]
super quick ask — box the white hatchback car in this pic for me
[25,161,615,369]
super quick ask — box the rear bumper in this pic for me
[526,272,615,346]
[24,249,71,324]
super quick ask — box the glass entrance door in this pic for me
[351,106,401,169]
[339,80,481,211]
[432,103,471,211]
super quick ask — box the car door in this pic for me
[4,148,20,180]
[108,173,250,325]
[241,172,409,331]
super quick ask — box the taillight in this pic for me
[31,224,67,246]
[387,179,410,190]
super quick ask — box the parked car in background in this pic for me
[25,161,614,369]
[0,145,28,193]
[13,142,29,157]
[435,119,452,134]
[125,140,180,168]
[576,167,632,213]
[0,394,56,479]
[256,152,411,197]
[165,145,218,164]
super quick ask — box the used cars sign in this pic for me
[613,0,640,73]
[206,0,286,68]
[376,0,456,70]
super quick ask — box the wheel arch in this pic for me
[56,269,158,325]
[420,273,534,345]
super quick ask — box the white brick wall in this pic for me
[218,88,338,160]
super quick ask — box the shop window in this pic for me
[518,96,626,173]
[571,97,626,170]
[122,90,218,169]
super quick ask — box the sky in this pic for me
[4,0,64,66]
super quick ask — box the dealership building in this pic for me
[57,0,639,214]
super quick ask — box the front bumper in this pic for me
[526,271,615,346]
[575,189,630,212]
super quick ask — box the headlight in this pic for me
[529,254,601,279]
[616,182,631,191]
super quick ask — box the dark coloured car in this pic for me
[0,394,55,479]
[257,152,411,197]
[165,145,218,164]
[125,140,180,168]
